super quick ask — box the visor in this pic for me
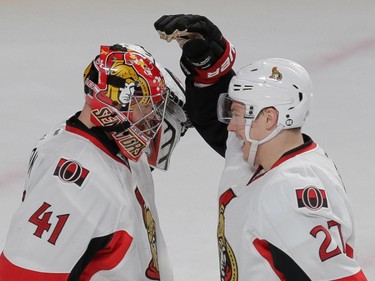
[217,93,233,124]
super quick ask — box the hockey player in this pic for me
[0,43,187,280]
[154,14,368,280]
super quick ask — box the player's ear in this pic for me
[264,107,279,130]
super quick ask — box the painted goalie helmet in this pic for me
[83,43,169,161]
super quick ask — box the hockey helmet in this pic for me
[83,43,169,161]
[218,58,313,129]
[217,58,313,166]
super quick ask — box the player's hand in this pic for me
[154,14,221,44]
[154,14,236,86]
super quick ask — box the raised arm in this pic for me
[154,14,237,157]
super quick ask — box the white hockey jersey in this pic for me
[0,114,173,281]
[217,133,367,280]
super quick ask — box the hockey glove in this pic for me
[154,14,236,86]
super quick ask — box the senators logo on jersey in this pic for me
[296,186,328,210]
[53,158,90,187]
[218,189,238,281]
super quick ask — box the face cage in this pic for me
[123,89,169,141]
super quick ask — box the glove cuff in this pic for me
[193,38,236,87]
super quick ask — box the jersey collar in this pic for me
[248,134,317,184]
[270,134,317,169]
[65,112,129,167]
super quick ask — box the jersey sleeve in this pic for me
[258,169,367,280]
[184,70,235,157]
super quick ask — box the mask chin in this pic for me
[110,126,150,162]
[117,98,168,162]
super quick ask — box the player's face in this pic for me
[248,111,266,140]
[227,101,252,161]
[249,108,279,141]
[131,100,161,137]
[131,101,154,122]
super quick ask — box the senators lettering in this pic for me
[92,107,121,127]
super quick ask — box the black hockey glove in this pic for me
[154,14,236,86]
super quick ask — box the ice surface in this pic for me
[1,0,374,279]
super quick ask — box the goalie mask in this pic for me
[83,43,169,162]
[147,67,187,171]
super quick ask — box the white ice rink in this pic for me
[1,0,374,279]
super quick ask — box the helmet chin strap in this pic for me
[245,120,284,168]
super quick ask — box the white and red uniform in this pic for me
[0,114,173,281]
[217,133,367,280]
[184,69,368,280]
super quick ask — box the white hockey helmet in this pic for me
[219,58,313,128]
[217,58,313,166]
